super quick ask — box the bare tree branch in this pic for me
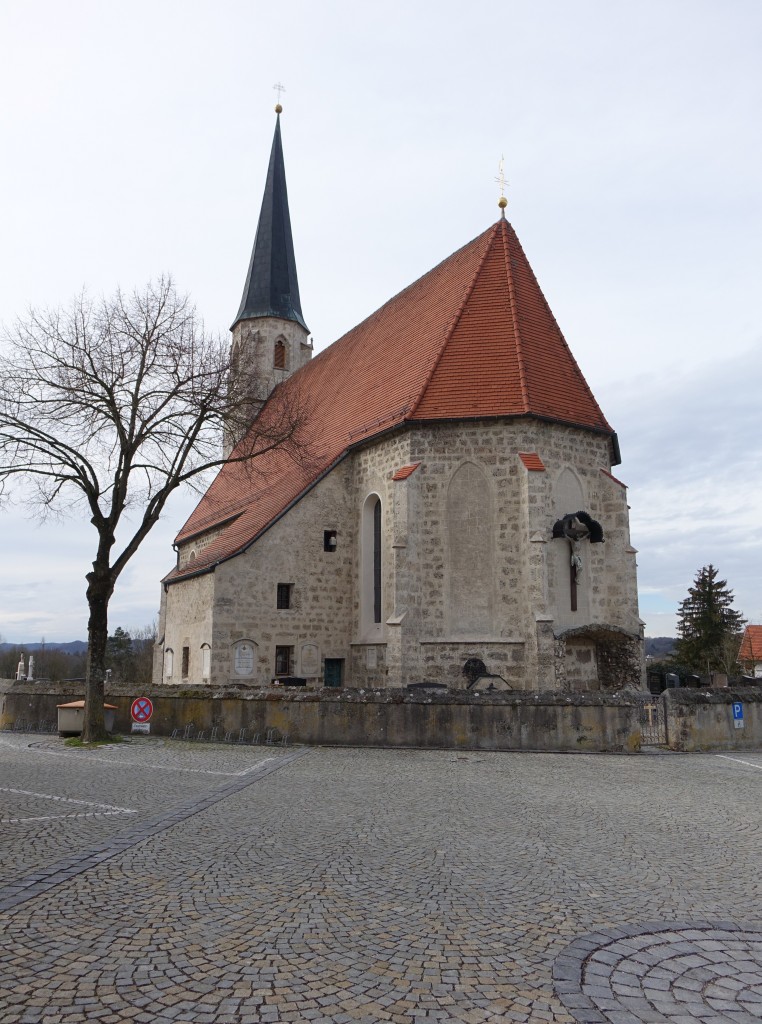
[0,277,312,739]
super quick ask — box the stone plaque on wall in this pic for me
[301,643,319,676]
[366,646,377,669]
[233,641,256,677]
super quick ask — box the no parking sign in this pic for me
[131,697,153,734]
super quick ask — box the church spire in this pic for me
[232,107,308,332]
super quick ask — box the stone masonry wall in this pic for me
[210,459,356,687]
[350,432,413,688]
[402,420,640,691]
[155,572,215,684]
[3,681,642,753]
[157,417,641,693]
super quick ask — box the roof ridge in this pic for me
[500,219,530,413]
[407,223,499,420]
[504,221,611,429]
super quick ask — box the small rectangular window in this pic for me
[324,529,337,552]
[276,583,292,609]
[275,645,293,676]
[181,646,190,678]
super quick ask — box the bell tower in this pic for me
[226,102,311,455]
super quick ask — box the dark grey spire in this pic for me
[232,112,308,332]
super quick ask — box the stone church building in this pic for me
[154,111,643,694]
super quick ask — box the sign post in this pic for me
[732,701,744,730]
[131,697,154,734]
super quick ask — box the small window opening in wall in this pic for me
[188,549,197,563]
[276,583,292,609]
[275,645,293,676]
[181,646,190,678]
[274,339,286,369]
[324,529,337,552]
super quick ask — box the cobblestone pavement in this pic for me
[1,737,761,1024]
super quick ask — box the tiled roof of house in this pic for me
[167,218,617,582]
[739,625,762,662]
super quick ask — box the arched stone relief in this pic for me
[201,643,211,680]
[231,638,258,677]
[300,642,320,676]
[554,467,585,516]
[447,462,494,636]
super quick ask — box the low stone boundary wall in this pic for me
[2,682,641,753]
[664,687,762,751]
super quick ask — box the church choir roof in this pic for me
[168,217,618,582]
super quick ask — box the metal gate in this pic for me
[639,696,667,746]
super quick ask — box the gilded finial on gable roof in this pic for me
[274,81,285,114]
[495,155,508,218]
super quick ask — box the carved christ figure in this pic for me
[551,511,604,612]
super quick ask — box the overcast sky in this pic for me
[1,0,760,644]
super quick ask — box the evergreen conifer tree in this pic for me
[674,565,745,674]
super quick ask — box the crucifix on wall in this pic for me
[552,511,604,611]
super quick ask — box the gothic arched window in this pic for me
[361,494,383,635]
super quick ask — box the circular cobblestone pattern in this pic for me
[554,922,762,1023]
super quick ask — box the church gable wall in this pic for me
[211,459,355,687]
[156,572,215,685]
[176,525,227,571]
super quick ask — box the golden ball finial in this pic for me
[275,103,283,114]
[498,195,508,210]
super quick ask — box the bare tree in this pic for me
[0,278,310,740]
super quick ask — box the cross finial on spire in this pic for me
[495,155,508,218]
[273,81,286,113]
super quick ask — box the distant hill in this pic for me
[0,641,87,653]
[645,637,676,658]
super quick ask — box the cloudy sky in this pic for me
[1,0,760,643]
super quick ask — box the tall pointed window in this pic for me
[361,494,383,635]
[274,338,286,369]
[373,498,382,623]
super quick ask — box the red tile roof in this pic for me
[739,626,762,662]
[168,219,616,582]
[518,452,546,471]
[600,468,627,489]
[391,463,422,481]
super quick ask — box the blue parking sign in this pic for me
[732,702,744,720]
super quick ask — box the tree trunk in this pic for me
[81,571,114,742]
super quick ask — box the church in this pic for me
[154,108,643,694]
